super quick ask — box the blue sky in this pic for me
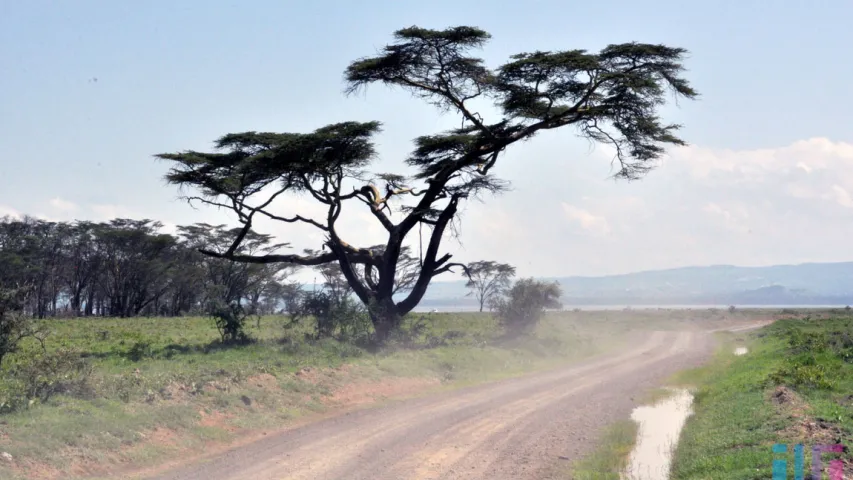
[2,0,853,279]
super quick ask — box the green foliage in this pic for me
[567,420,639,480]
[492,278,562,336]
[0,348,92,413]
[765,320,853,390]
[208,300,253,345]
[827,329,853,363]
[124,340,154,362]
[159,122,382,198]
[786,328,828,354]
[0,216,298,323]
[768,358,837,390]
[288,291,373,342]
[0,287,45,367]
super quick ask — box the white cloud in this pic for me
[90,204,135,220]
[561,203,611,235]
[668,137,853,185]
[829,185,853,208]
[702,202,750,233]
[796,162,812,174]
[48,197,78,212]
[0,205,20,219]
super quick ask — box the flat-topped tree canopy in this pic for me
[346,26,697,180]
[159,121,381,199]
[158,25,697,342]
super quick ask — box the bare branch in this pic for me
[432,261,470,278]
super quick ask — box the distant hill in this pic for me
[397,261,853,308]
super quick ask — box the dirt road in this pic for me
[144,327,733,480]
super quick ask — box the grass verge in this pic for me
[670,314,853,480]
[568,420,640,480]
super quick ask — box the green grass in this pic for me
[568,420,640,480]
[670,314,853,480]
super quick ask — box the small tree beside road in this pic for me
[492,278,562,336]
[464,261,516,312]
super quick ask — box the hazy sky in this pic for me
[2,0,853,282]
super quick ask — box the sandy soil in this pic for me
[130,322,761,480]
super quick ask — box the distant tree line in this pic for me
[0,216,299,319]
[0,214,564,346]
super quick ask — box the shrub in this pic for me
[0,348,92,412]
[208,300,253,344]
[125,340,153,362]
[786,329,828,355]
[389,316,432,347]
[492,278,562,336]
[768,359,836,390]
[0,288,46,367]
[15,348,92,402]
[767,323,850,390]
[288,291,372,341]
[827,329,853,363]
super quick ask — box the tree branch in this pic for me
[199,249,338,266]
[432,262,470,278]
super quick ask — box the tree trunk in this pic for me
[368,296,402,344]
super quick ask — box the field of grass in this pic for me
[0,307,763,479]
[669,312,853,479]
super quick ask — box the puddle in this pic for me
[734,347,748,356]
[623,388,694,480]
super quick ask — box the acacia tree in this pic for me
[94,219,177,318]
[158,25,697,341]
[464,261,516,312]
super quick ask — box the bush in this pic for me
[786,329,828,355]
[389,316,432,347]
[208,300,253,344]
[0,348,92,412]
[827,329,853,363]
[766,321,852,390]
[768,358,837,390]
[0,288,46,367]
[288,291,372,341]
[492,278,562,336]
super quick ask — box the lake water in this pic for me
[410,304,844,313]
